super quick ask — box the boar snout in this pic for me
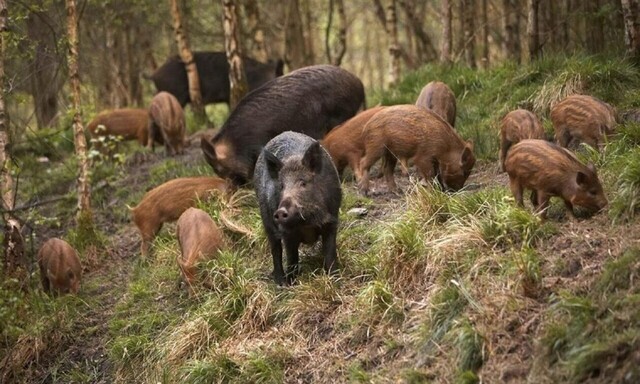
[274,198,299,225]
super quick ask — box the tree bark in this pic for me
[399,0,437,62]
[169,0,206,123]
[386,0,401,87]
[223,0,248,110]
[462,0,476,68]
[481,0,489,68]
[441,0,452,64]
[326,0,347,66]
[622,0,640,59]
[527,0,540,61]
[0,0,25,280]
[284,0,309,70]
[65,0,92,224]
[243,0,269,63]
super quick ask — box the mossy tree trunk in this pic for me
[223,0,248,110]
[325,0,347,66]
[243,0,269,63]
[440,0,452,64]
[462,0,476,68]
[170,0,207,124]
[0,0,25,280]
[481,0,489,68]
[65,0,92,225]
[527,0,540,61]
[385,0,400,87]
[621,0,640,60]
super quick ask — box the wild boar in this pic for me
[415,81,457,127]
[321,106,386,179]
[254,131,342,285]
[131,176,229,257]
[150,51,284,107]
[358,105,475,195]
[550,94,617,150]
[37,238,82,295]
[504,139,607,218]
[176,208,225,293]
[87,108,151,149]
[499,109,545,171]
[148,91,186,155]
[201,64,366,187]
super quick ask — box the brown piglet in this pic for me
[550,94,617,150]
[499,109,545,171]
[87,108,150,149]
[321,106,386,178]
[504,139,607,219]
[131,176,229,257]
[415,81,457,127]
[176,208,225,293]
[37,238,82,295]
[358,105,475,195]
[148,91,186,155]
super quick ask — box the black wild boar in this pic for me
[148,91,186,155]
[499,109,545,171]
[254,131,342,285]
[150,51,284,107]
[415,81,457,127]
[202,64,366,186]
[550,94,617,150]
[358,105,475,195]
[504,139,607,219]
[37,238,82,295]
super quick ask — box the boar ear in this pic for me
[586,162,597,174]
[201,137,217,168]
[263,149,283,179]
[302,141,323,173]
[461,143,473,165]
[576,171,590,188]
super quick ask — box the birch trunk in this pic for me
[223,0,248,110]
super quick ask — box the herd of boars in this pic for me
[39,61,615,295]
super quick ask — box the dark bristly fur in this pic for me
[150,51,284,107]
[148,91,186,156]
[254,132,342,285]
[37,238,82,295]
[505,139,607,218]
[201,64,366,186]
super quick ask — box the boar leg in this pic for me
[359,144,386,195]
[283,237,301,283]
[557,128,572,148]
[530,190,538,208]
[563,200,577,218]
[509,178,524,207]
[535,191,551,219]
[414,156,436,187]
[321,224,339,276]
[383,152,399,192]
[500,140,512,172]
[268,233,286,285]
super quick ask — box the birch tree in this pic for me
[223,0,248,110]
[622,0,640,59]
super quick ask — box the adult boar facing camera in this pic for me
[254,131,342,286]
[201,64,365,187]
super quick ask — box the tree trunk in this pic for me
[622,0,640,59]
[527,0,540,61]
[386,0,401,87]
[26,10,63,129]
[65,0,92,224]
[223,0,248,110]
[462,0,476,68]
[441,0,452,64]
[243,0,269,62]
[399,0,438,62]
[561,0,569,49]
[302,0,316,65]
[326,0,347,66]
[284,0,309,70]
[0,0,25,280]
[481,0,489,68]
[170,0,206,123]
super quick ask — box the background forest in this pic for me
[2,0,640,383]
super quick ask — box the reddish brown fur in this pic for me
[37,238,82,295]
[131,177,229,257]
[505,139,607,218]
[358,105,475,195]
[321,106,386,178]
[415,81,457,127]
[148,91,186,155]
[550,94,617,150]
[499,109,545,171]
[176,208,225,293]
[87,108,150,147]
